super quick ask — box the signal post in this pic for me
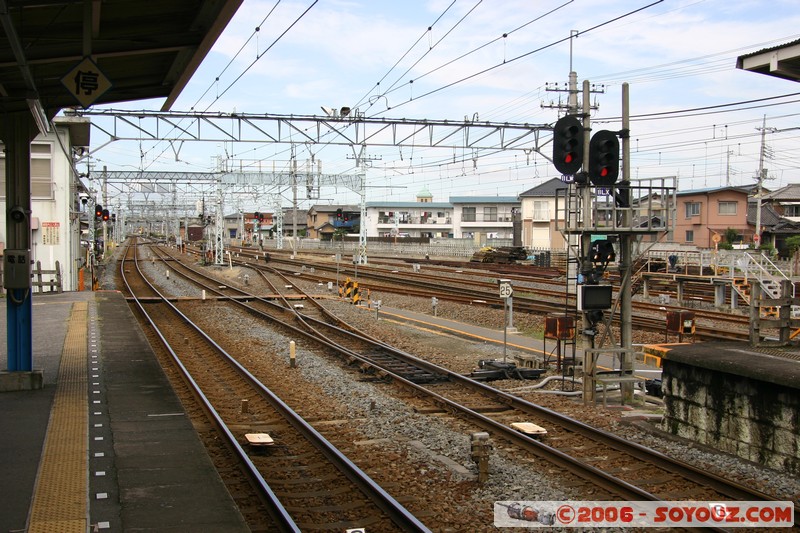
[552,81,675,405]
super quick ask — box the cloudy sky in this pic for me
[87,0,800,209]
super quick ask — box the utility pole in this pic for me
[755,115,766,245]
[102,166,108,257]
[619,83,634,403]
[291,152,298,258]
[754,115,775,247]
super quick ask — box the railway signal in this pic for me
[94,204,103,218]
[590,239,615,266]
[588,130,620,186]
[552,115,584,176]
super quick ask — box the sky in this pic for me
[82,0,800,211]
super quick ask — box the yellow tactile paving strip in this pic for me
[27,301,88,533]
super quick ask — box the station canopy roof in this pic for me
[1,0,242,122]
[736,38,800,83]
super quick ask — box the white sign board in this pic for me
[499,281,513,299]
[42,221,60,245]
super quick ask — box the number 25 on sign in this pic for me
[499,281,513,299]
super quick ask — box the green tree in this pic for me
[723,227,740,244]
[785,235,800,256]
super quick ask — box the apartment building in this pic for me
[358,189,519,241]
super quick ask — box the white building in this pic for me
[361,189,520,242]
[518,177,568,249]
[1,117,90,291]
[449,196,518,241]
[365,201,454,238]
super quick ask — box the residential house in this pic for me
[281,208,308,237]
[223,211,274,244]
[361,192,520,241]
[755,183,800,254]
[674,185,754,248]
[364,201,454,238]
[307,204,358,240]
[518,178,568,249]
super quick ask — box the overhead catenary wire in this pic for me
[254,0,648,180]
[138,1,317,171]
[90,2,800,206]
[352,0,459,113]
[189,0,282,112]
[202,0,319,112]
[372,0,664,114]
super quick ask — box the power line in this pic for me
[203,0,319,111]
[353,0,457,112]
[595,92,800,122]
[374,0,664,114]
[190,1,282,111]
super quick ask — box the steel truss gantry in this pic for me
[76,109,553,264]
[72,109,549,153]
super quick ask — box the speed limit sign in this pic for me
[499,280,513,299]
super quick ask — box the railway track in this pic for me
[121,240,430,532]
[215,245,753,342]
[150,242,799,528]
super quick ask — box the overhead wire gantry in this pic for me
[73,109,554,264]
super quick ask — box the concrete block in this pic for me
[777,389,800,409]
[772,427,799,457]
[0,370,44,392]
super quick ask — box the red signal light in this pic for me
[552,116,584,175]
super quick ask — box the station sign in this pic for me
[61,57,112,108]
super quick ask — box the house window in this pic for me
[685,230,694,242]
[785,205,800,217]
[533,201,549,221]
[685,202,700,218]
[483,206,497,222]
[0,142,54,200]
[462,207,476,222]
[718,201,737,215]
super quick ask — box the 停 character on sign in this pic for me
[73,70,99,95]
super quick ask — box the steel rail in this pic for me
[158,245,793,527]
[126,242,431,532]
[120,243,300,532]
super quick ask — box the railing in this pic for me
[555,176,676,235]
[734,252,792,299]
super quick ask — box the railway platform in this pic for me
[0,290,247,533]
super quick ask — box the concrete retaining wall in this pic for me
[662,355,800,475]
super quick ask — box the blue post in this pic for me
[7,289,33,371]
